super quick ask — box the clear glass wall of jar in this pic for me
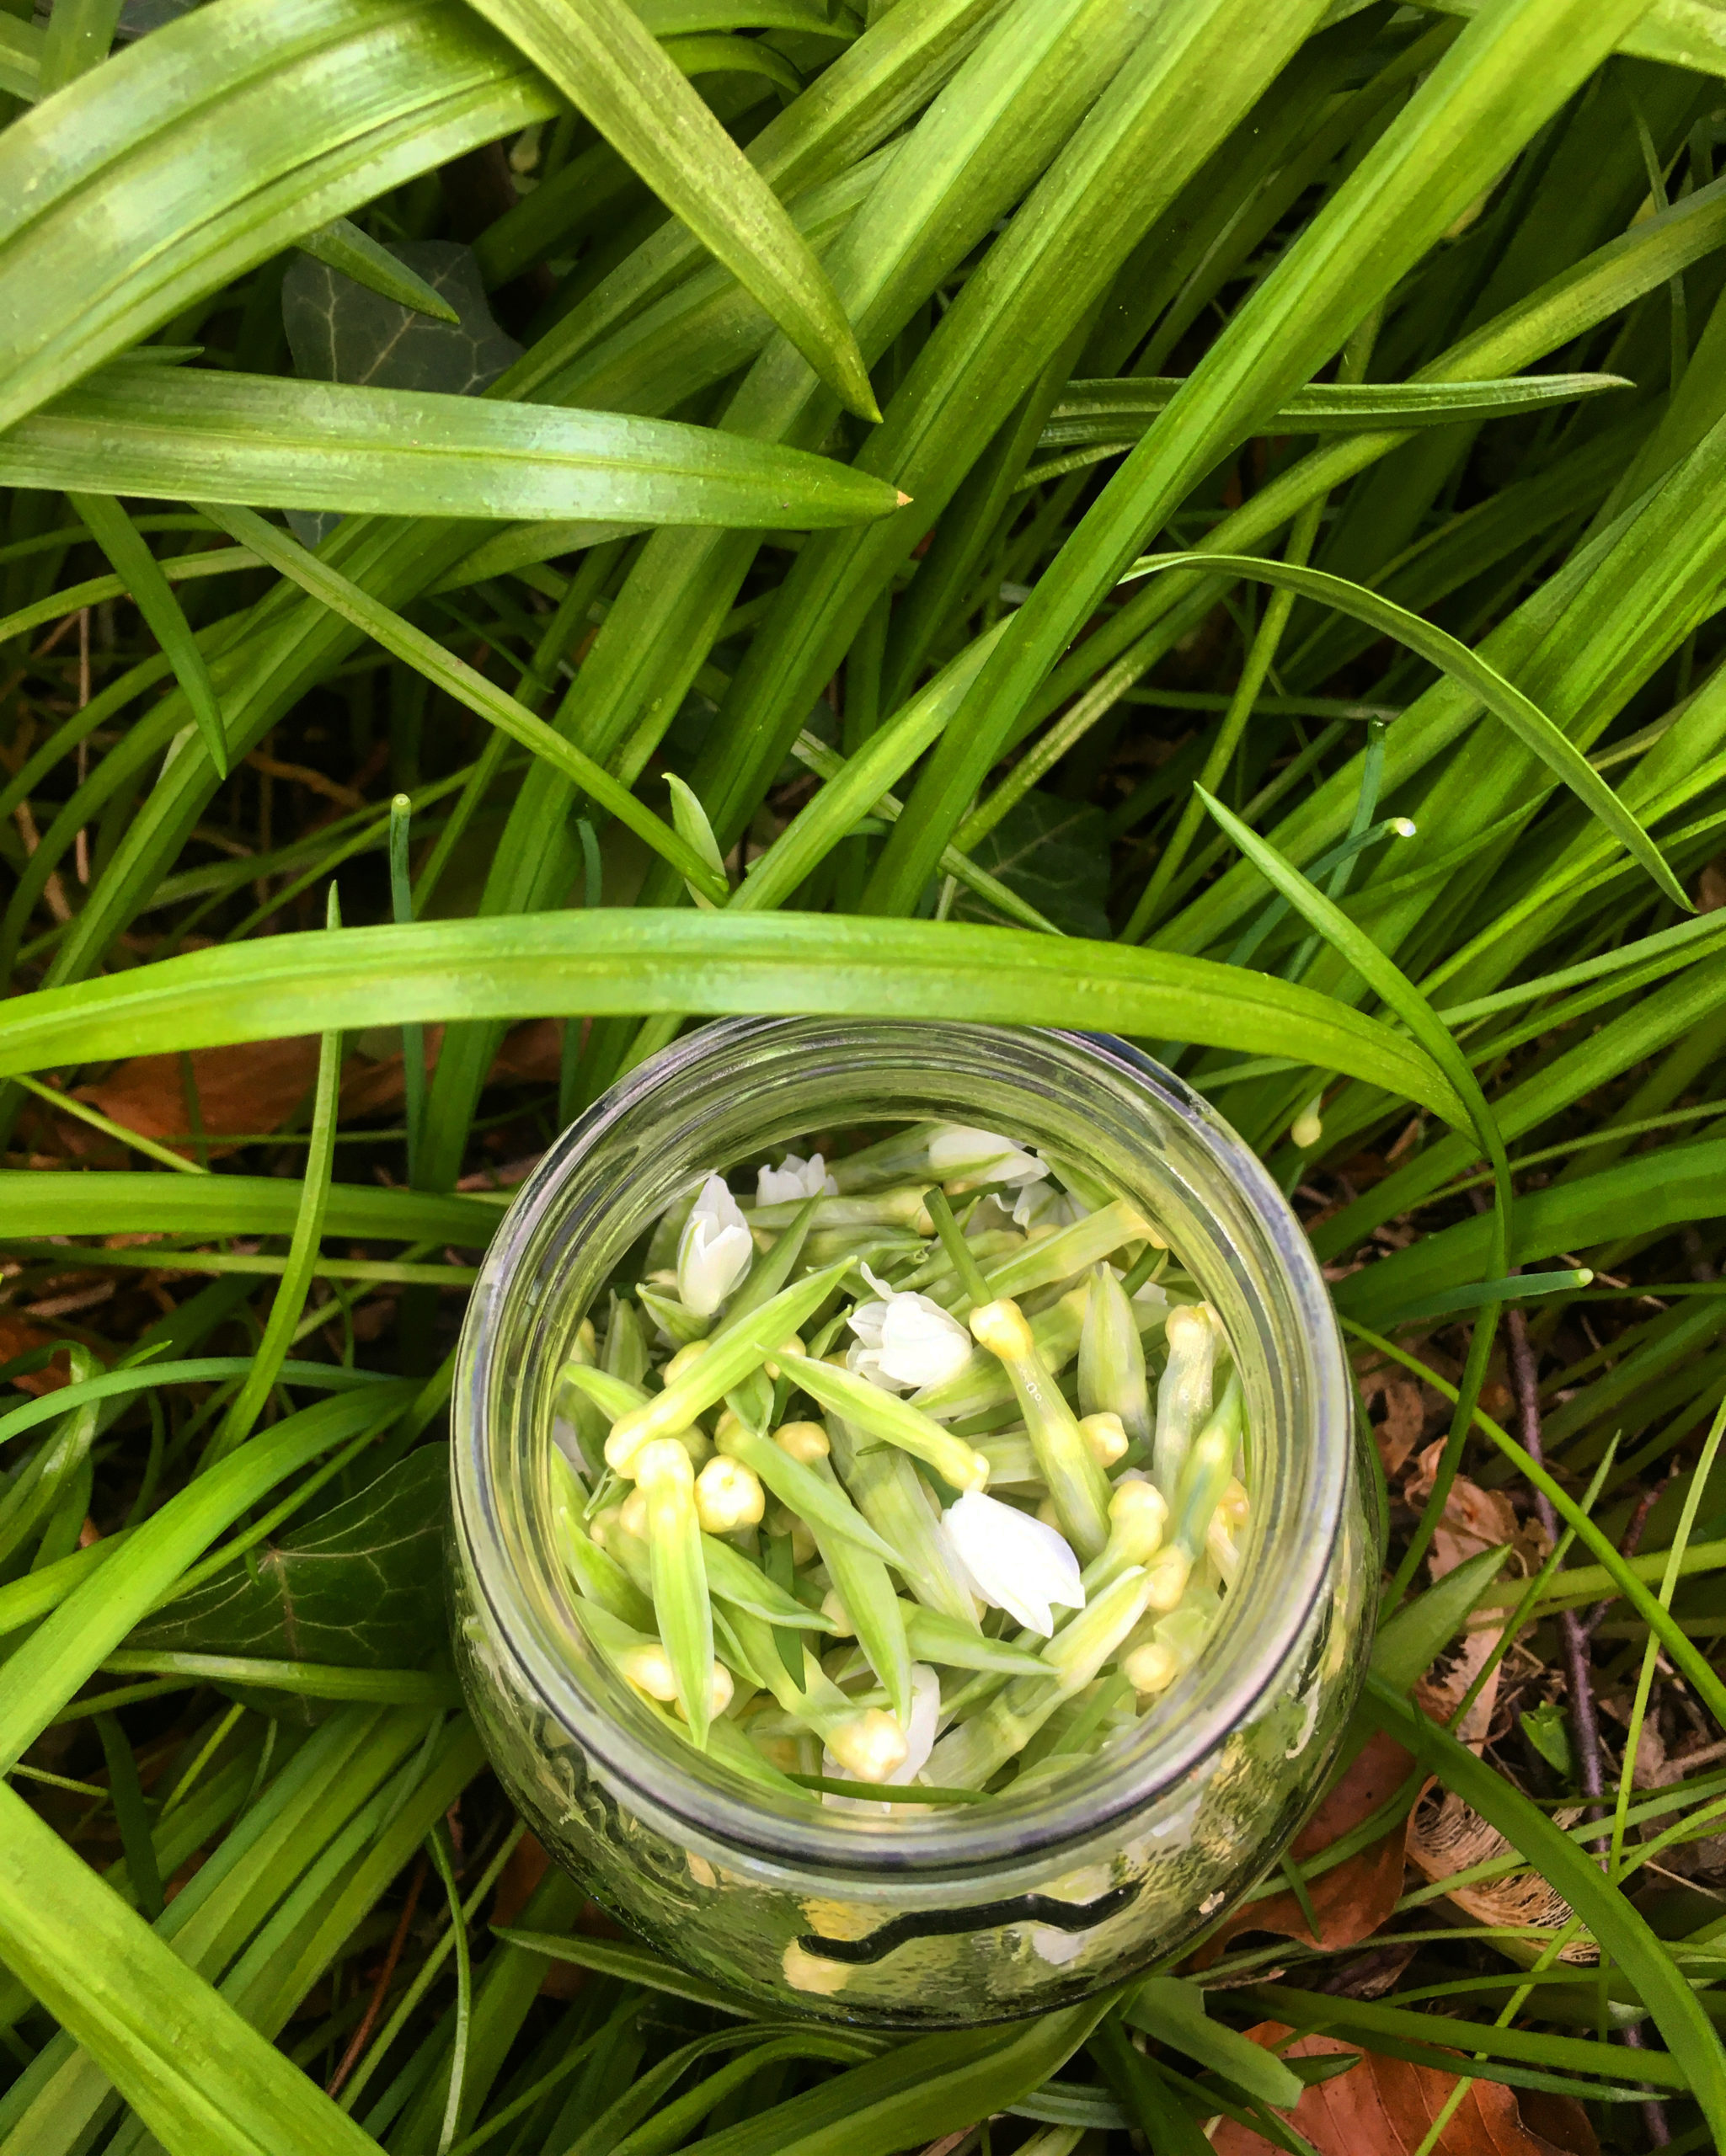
[450,1020,1375,2026]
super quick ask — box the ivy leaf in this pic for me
[951,789,1110,940]
[281,239,521,544]
[126,1446,448,1668]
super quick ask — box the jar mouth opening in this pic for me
[452,1021,1353,1878]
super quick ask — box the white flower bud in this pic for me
[1011,1177,1085,1234]
[694,1455,765,1534]
[756,1152,838,1204]
[676,1173,753,1317]
[927,1123,1044,1189]
[938,1488,1085,1638]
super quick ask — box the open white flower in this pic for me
[756,1151,838,1205]
[938,1489,1084,1636]
[1011,1177,1084,1234]
[927,1123,1044,1188]
[676,1172,752,1317]
[845,1266,973,1391]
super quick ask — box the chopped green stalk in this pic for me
[970,1430,1036,1486]
[799,1439,913,1723]
[777,1351,989,1492]
[909,1284,1091,1420]
[605,1259,852,1470]
[724,1366,775,1433]
[1172,1376,1243,1559]
[826,1414,981,1628]
[901,1605,1049,1677]
[637,1284,708,1346]
[823,1123,943,1193]
[1079,1263,1152,1450]
[968,1298,1111,1561]
[922,1185,993,1305]
[593,1509,655,1603]
[803,1228,927,1271]
[1120,1241,1168,1298]
[636,1438,719,1746]
[714,1419,906,1566]
[746,1188,933,1233]
[896,1229,1025,1305]
[553,1453,655,1630]
[922,1570,1156,1789]
[713,1193,820,1333]
[563,1364,650,1422]
[1152,1303,1217,1495]
[702,1532,838,1630]
[603,1295,650,1385]
[975,1199,1152,1309]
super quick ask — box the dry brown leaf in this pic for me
[58,1019,565,1163]
[1365,1376,1427,1481]
[1406,1784,1595,1967]
[1189,1732,1415,1966]
[0,1314,78,1393]
[1210,2027,1599,2156]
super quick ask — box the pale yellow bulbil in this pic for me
[635,1437,695,1495]
[1220,1478,1250,1526]
[774,1421,830,1465]
[1106,1478,1168,1565]
[674,1661,735,1722]
[1122,1641,1179,1696]
[617,1487,649,1542]
[694,1455,764,1534]
[826,1708,909,1782]
[763,1335,804,1381]
[1078,1411,1129,1468]
[1143,1545,1191,1612]
[618,1641,677,1700]
[820,1588,854,1636]
[967,1297,1035,1360]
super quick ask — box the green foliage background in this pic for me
[4,0,1726,2148]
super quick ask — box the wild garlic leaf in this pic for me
[951,788,1109,941]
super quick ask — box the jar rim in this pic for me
[452,1019,1353,1880]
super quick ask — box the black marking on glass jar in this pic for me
[797,1883,1139,1965]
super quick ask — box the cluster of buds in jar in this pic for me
[547,1120,1251,1812]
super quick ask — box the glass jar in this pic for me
[450,1019,1374,2027]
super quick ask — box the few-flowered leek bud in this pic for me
[1152,1304,1216,1494]
[826,1707,910,1783]
[636,1438,716,1747]
[821,1588,854,1636]
[970,1295,1111,1561]
[1079,1412,1129,1468]
[762,1336,804,1382]
[1172,1375,1244,1560]
[1205,1508,1242,1588]
[1078,1263,1152,1449]
[664,1339,711,1387]
[846,1270,974,1391]
[618,1486,649,1541]
[606,1261,853,1473]
[938,1489,1084,1638]
[777,1351,990,1492]
[756,1152,837,1205]
[1122,1641,1179,1697]
[694,1455,764,1534]
[789,1521,818,1567]
[678,1173,753,1318]
[775,1421,830,1465]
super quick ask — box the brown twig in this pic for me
[327,1851,426,2097]
[1505,1306,1606,1812]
